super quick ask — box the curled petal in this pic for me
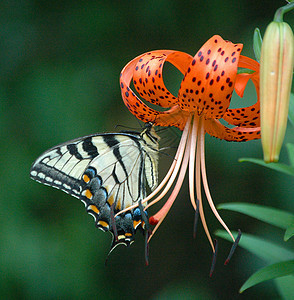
[234,55,260,98]
[120,54,159,123]
[223,72,260,128]
[178,35,243,119]
[133,51,193,108]
[204,118,261,142]
[238,55,260,71]
[120,81,160,124]
[120,51,193,125]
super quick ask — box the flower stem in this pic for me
[274,2,294,22]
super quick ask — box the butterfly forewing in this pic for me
[30,126,159,251]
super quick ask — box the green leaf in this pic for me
[240,260,294,293]
[286,143,294,167]
[289,93,294,126]
[239,157,294,176]
[218,203,294,230]
[253,28,262,61]
[285,223,294,241]
[216,231,294,298]
[215,230,294,263]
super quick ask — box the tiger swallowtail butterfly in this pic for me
[30,124,159,253]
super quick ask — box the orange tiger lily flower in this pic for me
[119,35,260,261]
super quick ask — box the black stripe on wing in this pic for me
[103,135,145,206]
[30,159,82,197]
[82,136,99,158]
[30,136,101,198]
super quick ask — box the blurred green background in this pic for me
[1,0,293,299]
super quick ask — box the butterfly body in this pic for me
[30,125,159,251]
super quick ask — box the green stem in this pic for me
[274,2,294,22]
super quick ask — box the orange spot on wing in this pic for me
[133,220,141,229]
[98,220,109,229]
[115,199,121,211]
[107,195,114,206]
[88,205,100,215]
[83,174,90,183]
[85,189,93,199]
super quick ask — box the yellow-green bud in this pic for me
[260,21,294,163]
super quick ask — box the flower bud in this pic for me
[260,21,294,162]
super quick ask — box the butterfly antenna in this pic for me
[224,229,242,265]
[115,124,138,131]
[193,199,200,239]
[209,239,218,277]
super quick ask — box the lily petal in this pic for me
[223,72,260,127]
[133,51,193,108]
[178,35,243,119]
[204,118,261,141]
[120,54,160,123]
[120,50,193,126]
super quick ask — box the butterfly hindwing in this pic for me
[30,126,160,251]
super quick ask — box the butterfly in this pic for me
[30,124,160,253]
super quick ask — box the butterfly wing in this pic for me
[30,131,158,250]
